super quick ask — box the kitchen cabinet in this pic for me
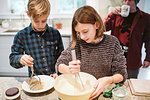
[0,32,71,77]
[0,34,28,76]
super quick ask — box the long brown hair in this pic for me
[71,5,105,48]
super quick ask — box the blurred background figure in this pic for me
[104,0,150,78]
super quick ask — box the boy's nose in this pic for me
[39,23,43,27]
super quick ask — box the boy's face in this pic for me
[29,13,49,31]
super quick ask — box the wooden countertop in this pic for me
[0,77,149,100]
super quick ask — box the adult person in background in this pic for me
[9,0,64,78]
[104,0,150,78]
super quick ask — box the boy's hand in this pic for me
[50,73,58,79]
[20,54,34,67]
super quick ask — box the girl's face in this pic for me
[75,22,99,43]
[28,12,49,31]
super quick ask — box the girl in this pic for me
[55,5,127,100]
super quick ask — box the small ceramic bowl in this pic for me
[112,87,128,100]
[5,87,21,100]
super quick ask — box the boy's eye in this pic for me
[42,20,46,23]
[35,21,39,23]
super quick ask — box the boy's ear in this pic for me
[26,11,30,17]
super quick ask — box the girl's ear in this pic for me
[95,21,100,29]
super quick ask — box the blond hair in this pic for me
[27,0,50,19]
[71,6,105,48]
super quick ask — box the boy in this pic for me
[9,0,64,79]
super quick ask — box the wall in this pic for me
[137,0,145,10]
[0,35,28,76]
[137,0,150,14]
[98,0,123,19]
[143,0,150,13]
[0,0,9,13]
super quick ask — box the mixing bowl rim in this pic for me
[54,72,97,96]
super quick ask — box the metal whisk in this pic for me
[71,49,85,90]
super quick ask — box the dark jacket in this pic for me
[104,7,150,69]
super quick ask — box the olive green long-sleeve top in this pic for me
[55,34,127,81]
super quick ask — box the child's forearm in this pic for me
[58,64,70,74]
[98,74,124,86]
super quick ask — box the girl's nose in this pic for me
[80,33,85,40]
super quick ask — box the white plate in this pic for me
[22,75,55,93]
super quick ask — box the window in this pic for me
[9,0,86,14]
[9,0,28,14]
[57,0,86,12]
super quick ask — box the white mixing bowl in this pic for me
[54,72,97,100]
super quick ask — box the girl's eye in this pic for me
[83,31,88,34]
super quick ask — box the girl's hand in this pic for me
[50,73,58,79]
[68,60,81,74]
[90,77,111,100]
[20,54,34,67]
